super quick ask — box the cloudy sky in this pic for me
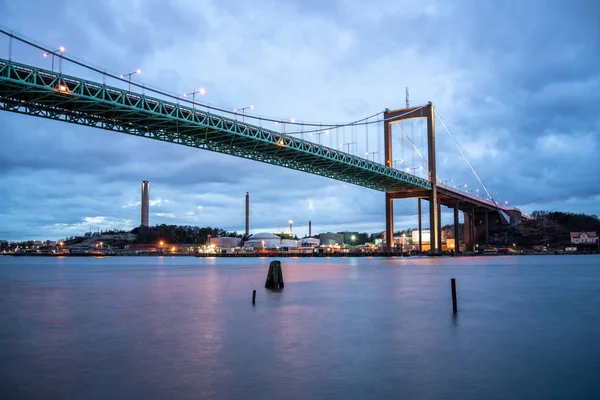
[0,0,598,241]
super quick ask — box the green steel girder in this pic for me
[0,58,432,192]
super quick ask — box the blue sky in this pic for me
[0,0,598,241]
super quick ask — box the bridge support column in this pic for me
[484,211,489,244]
[437,198,442,252]
[418,198,422,252]
[464,211,471,251]
[385,192,394,253]
[426,103,439,254]
[454,204,460,253]
[471,207,476,251]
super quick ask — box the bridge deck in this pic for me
[0,58,520,216]
[0,58,431,193]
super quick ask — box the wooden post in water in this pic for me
[252,289,256,305]
[265,260,284,289]
[451,278,458,313]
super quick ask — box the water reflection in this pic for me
[1,255,600,399]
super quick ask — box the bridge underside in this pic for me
[386,187,519,252]
[388,187,501,213]
[0,58,430,193]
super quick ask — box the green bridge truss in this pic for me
[0,58,431,192]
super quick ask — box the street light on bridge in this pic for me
[183,88,206,108]
[341,141,356,153]
[366,151,380,162]
[233,105,254,122]
[286,118,295,134]
[120,69,141,91]
[313,130,328,145]
[275,118,295,134]
[43,46,65,72]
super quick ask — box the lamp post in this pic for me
[313,130,328,145]
[285,118,295,134]
[120,69,141,91]
[275,118,295,134]
[43,47,65,72]
[233,105,253,122]
[393,159,404,169]
[364,151,380,162]
[183,88,206,108]
[341,141,356,153]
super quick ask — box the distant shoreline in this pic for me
[2,251,598,258]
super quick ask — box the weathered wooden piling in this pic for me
[252,289,256,305]
[451,278,458,313]
[265,260,284,289]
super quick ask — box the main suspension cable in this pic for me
[435,111,497,205]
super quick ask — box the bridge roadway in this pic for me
[0,57,519,249]
[390,185,514,215]
[0,58,431,193]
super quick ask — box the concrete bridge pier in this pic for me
[437,199,442,253]
[484,211,489,243]
[385,192,394,252]
[453,204,460,254]
[418,198,423,252]
[464,211,473,251]
[473,210,502,246]
[471,207,476,251]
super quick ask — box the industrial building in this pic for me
[411,229,431,244]
[243,232,298,250]
[209,236,242,250]
[319,232,345,246]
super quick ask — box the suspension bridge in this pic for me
[0,29,523,253]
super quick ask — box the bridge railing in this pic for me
[440,184,519,212]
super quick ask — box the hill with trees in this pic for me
[489,211,599,248]
[131,224,241,245]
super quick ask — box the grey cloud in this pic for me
[1,0,599,240]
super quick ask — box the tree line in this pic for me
[531,211,600,232]
[131,224,242,245]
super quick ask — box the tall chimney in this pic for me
[141,181,150,227]
[309,220,312,237]
[245,192,250,237]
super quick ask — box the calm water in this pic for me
[1,255,600,399]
